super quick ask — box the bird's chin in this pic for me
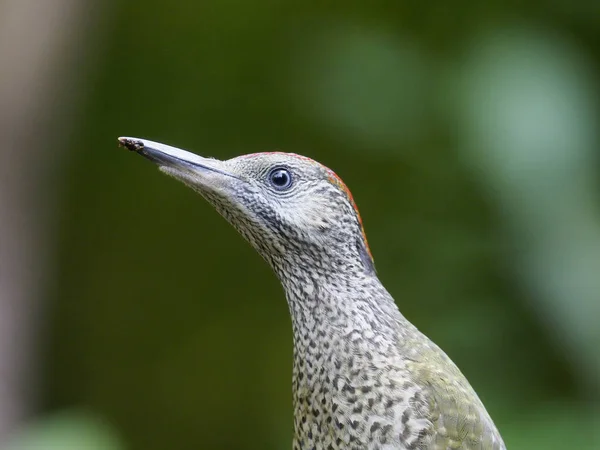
[159,165,192,180]
[158,166,231,199]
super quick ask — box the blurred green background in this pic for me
[1,0,599,449]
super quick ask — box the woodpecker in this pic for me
[119,137,506,450]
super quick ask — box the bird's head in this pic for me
[119,137,375,280]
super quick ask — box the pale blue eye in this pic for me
[269,168,293,190]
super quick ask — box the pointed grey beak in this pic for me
[118,137,238,180]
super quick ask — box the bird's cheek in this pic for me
[292,206,331,231]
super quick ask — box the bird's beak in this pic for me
[118,137,243,200]
[118,137,237,181]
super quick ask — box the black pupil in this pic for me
[271,169,291,188]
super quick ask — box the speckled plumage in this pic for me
[121,137,506,450]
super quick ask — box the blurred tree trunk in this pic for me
[0,0,103,443]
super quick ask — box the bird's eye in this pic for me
[268,168,293,190]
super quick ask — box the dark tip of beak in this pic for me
[118,137,144,152]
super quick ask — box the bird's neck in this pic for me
[277,266,407,352]
[277,266,414,448]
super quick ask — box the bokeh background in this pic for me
[1,1,599,449]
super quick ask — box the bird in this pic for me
[118,136,506,450]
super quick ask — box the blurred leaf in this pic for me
[5,410,124,450]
